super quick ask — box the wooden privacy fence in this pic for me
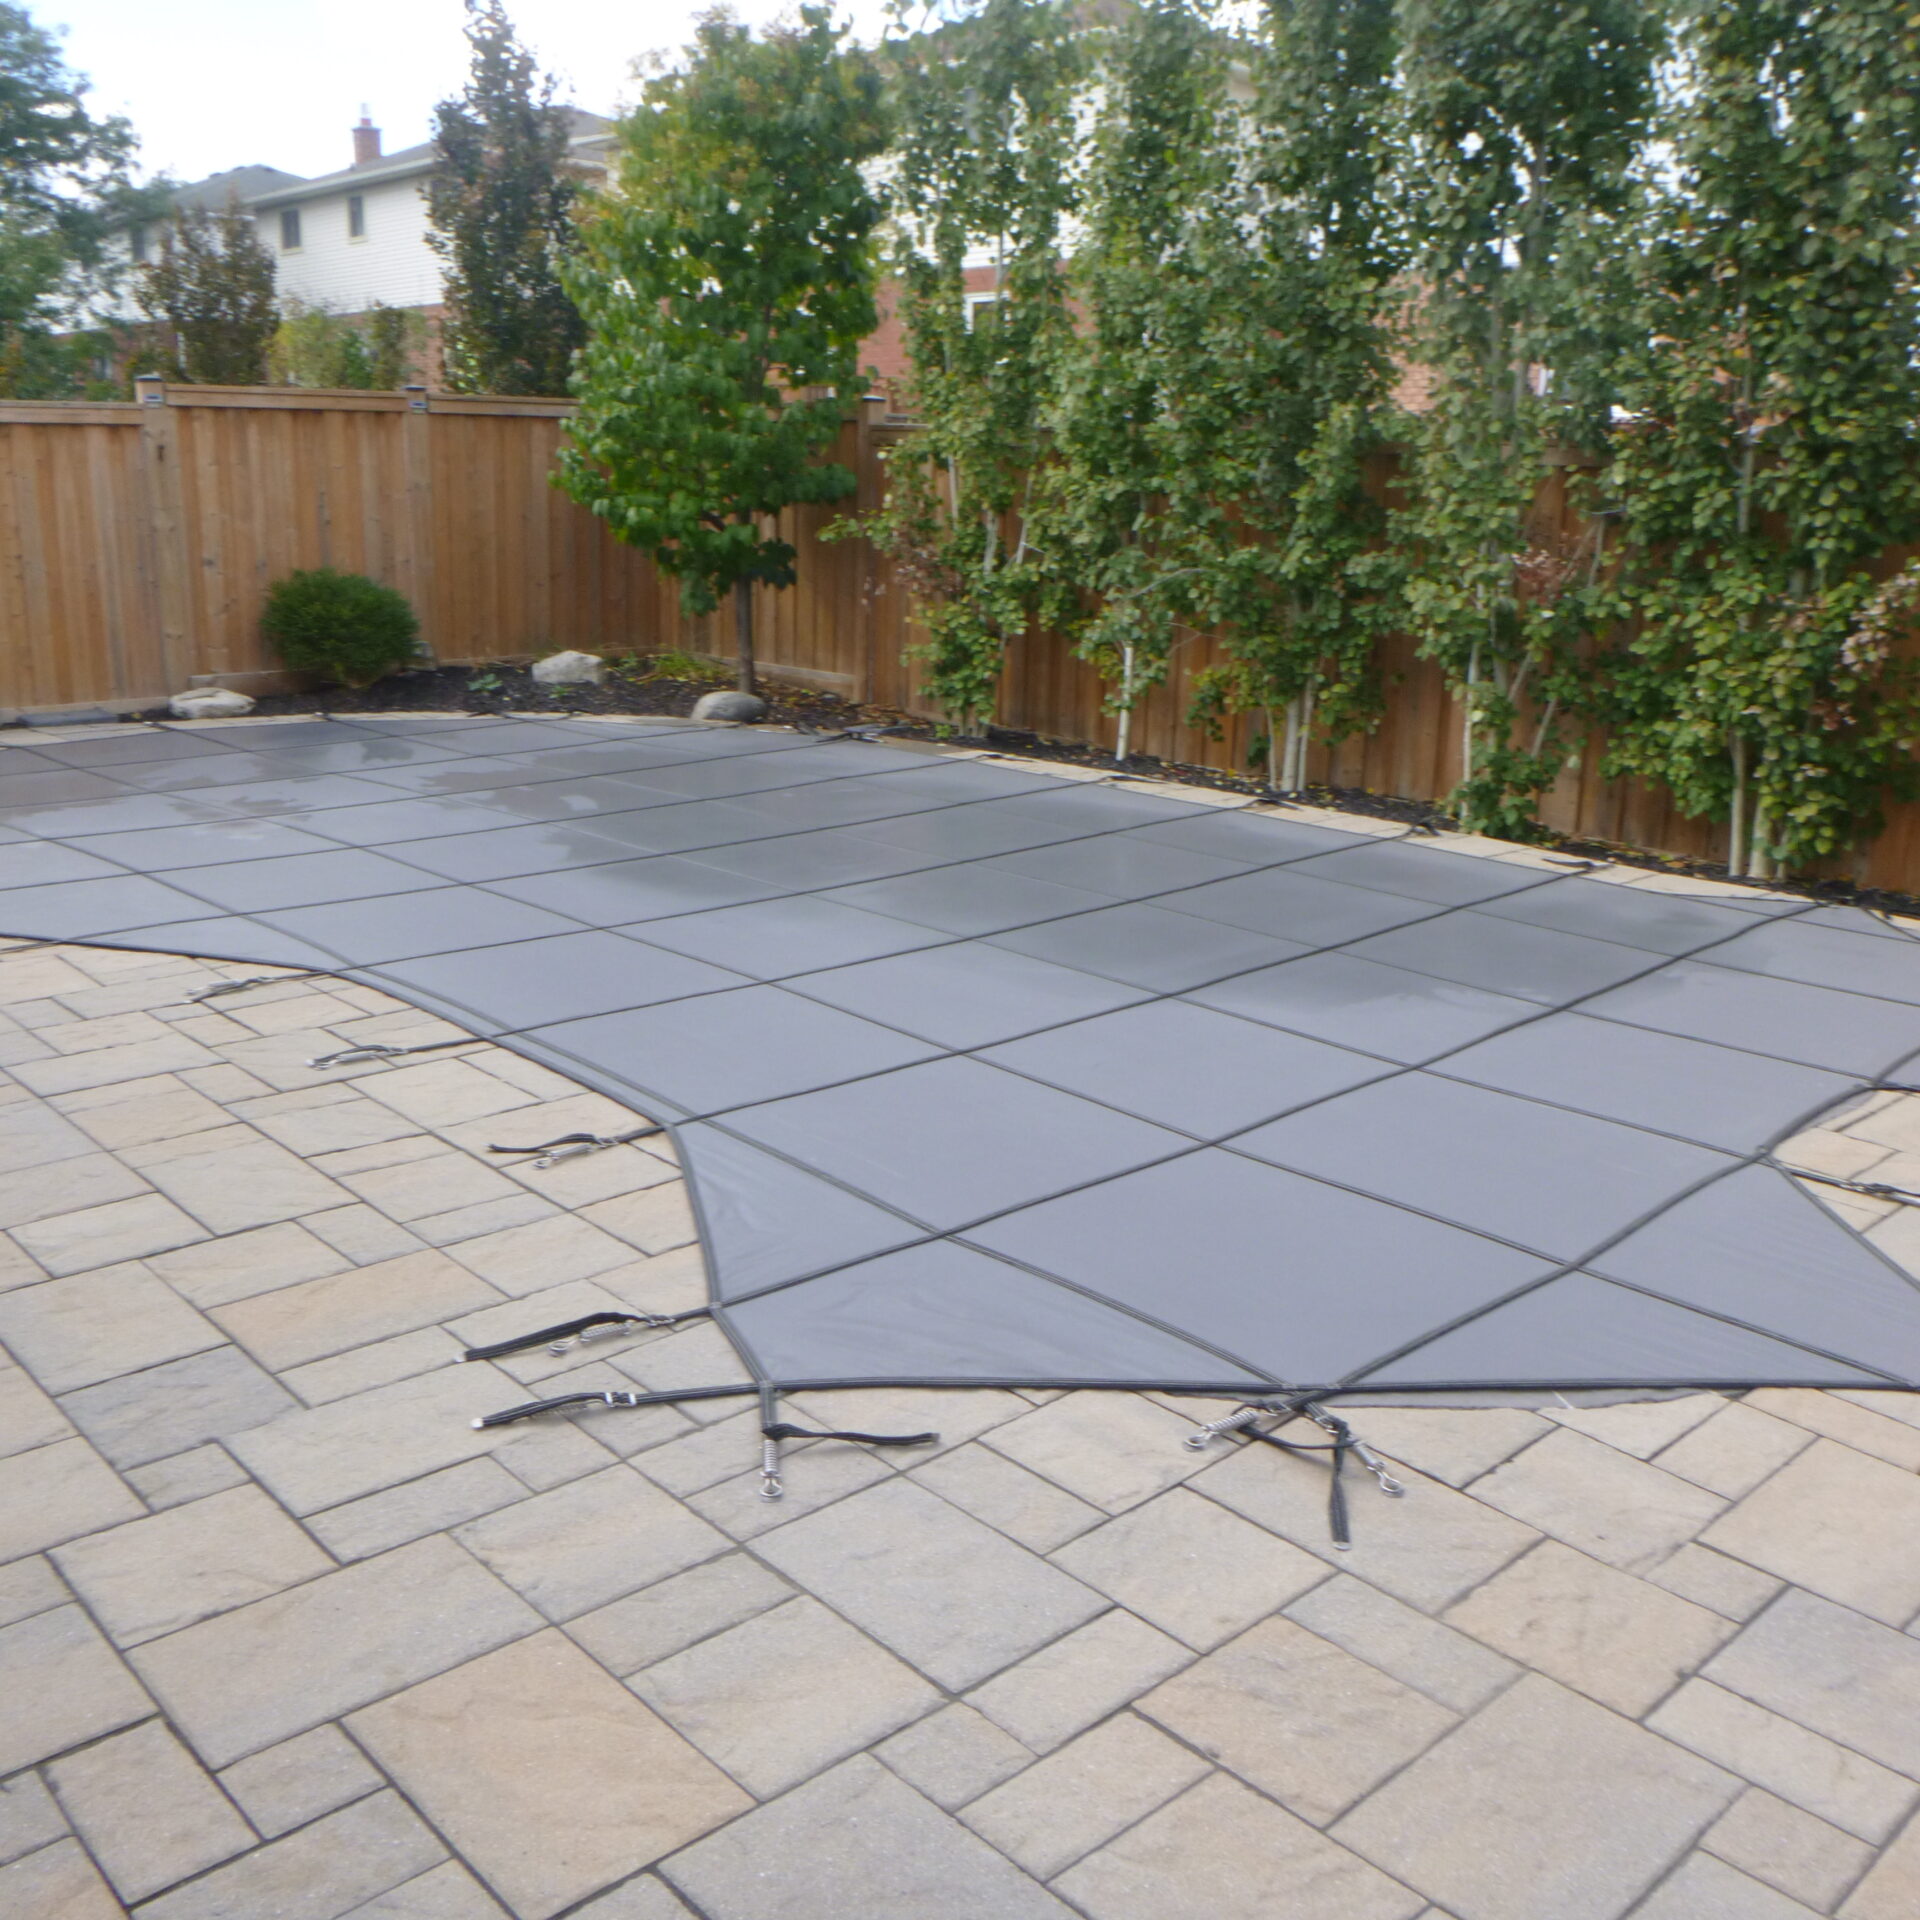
[4,380,1919,890]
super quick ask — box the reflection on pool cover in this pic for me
[4,711,1919,1404]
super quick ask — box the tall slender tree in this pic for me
[867,0,1084,728]
[1597,0,1920,875]
[429,0,585,396]
[560,6,888,695]
[136,201,278,385]
[1392,0,1662,834]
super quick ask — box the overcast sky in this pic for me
[45,0,891,184]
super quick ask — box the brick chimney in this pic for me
[352,111,381,167]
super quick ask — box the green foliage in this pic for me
[0,2,151,395]
[268,301,423,388]
[429,0,586,397]
[560,5,887,695]
[1596,0,1920,875]
[260,568,421,688]
[1038,0,1404,783]
[645,648,730,685]
[135,201,278,385]
[866,0,1083,727]
[1391,0,1662,835]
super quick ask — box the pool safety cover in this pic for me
[4,711,1920,1405]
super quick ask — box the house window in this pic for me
[348,194,365,240]
[129,223,148,263]
[963,290,1004,330]
[280,207,302,251]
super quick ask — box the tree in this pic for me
[1392,0,1662,835]
[136,201,278,385]
[429,0,587,396]
[1039,0,1403,783]
[560,5,888,695]
[1596,0,1920,875]
[866,0,1083,729]
[0,1,147,395]
[269,301,423,388]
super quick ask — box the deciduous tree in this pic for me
[136,201,277,385]
[560,5,887,695]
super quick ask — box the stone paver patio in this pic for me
[3,768,1920,1918]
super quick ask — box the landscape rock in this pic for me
[531,651,606,687]
[169,688,255,719]
[691,689,767,723]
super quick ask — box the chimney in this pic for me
[352,110,381,167]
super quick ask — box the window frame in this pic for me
[347,193,366,241]
[280,206,302,252]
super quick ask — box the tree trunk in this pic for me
[733,576,755,697]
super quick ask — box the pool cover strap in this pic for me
[760,1420,939,1447]
[460,1307,704,1362]
[486,1125,666,1168]
[1240,1404,1404,1550]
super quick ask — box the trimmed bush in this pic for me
[260,568,420,688]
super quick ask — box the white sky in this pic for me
[43,0,890,184]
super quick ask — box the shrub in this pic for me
[260,568,420,687]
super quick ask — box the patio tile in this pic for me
[442,1211,638,1294]
[566,1552,794,1676]
[1051,1486,1327,1648]
[661,1755,1075,1920]
[125,1444,250,1513]
[1138,1614,1455,1826]
[9,1190,210,1276]
[349,1631,750,1920]
[1321,1404,1549,1489]
[51,1484,332,1646]
[1442,1540,1733,1715]
[1197,1445,1538,1613]
[0,1603,153,1773]
[751,1477,1107,1690]
[1330,1675,1738,1920]
[307,1456,525,1561]
[1703,1788,1874,1912]
[351,1861,514,1918]
[1647,1542,1786,1620]
[1630,1853,1820,1919]
[145,1221,353,1313]
[0,1354,72,1456]
[1844,1808,1920,1918]
[455,1464,728,1621]
[1747,1385,1920,1472]
[1652,1400,1816,1499]
[981,1393,1214,1513]
[135,1790,446,1920]
[963,1713,1210,1879]
[1469,1428,1726,1574]
[0,1555,68,1629]
[1282,1575,1519,1715]
[1699,1439,1920,1625]
[0,1771,65,1865]
[59,1343,296,1467]
[965,1608,1194,1752]
[1647,1679,1917,1843]
[0,1435,143,1558]
[122,1124,352,1231]
[1055,1772,1423,1920]
[908,1442,1104,1552]
[1703,1588,1920,1780]
[630,1596,940,1798]
[0,1260,219,1392]
[10,1031,216,1097]
[128,1533,541,1767]
[0,1839,122,1919]
[280,1324,463,1402]
[217,1723,383,1837]
[210,1247,502,1371]
[874,1703,1036,1810]
[45,1718,253,1902]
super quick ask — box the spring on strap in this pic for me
[487,1125,664,1169]
[1183,1399,1402,1548]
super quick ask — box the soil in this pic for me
[115,656,1920,923]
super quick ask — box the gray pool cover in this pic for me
[5,711,1920,1405]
